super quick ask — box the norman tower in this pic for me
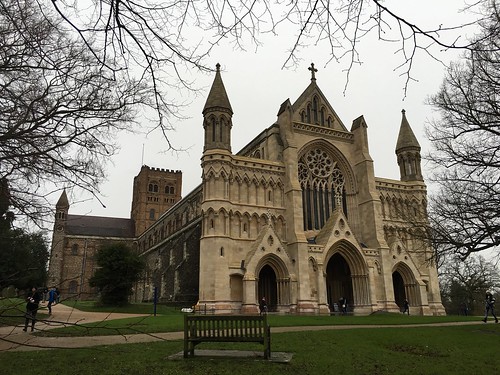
[130,166,182,236]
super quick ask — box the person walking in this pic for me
[47,286,57,315]
[339,297,347,315]
[403,299,410,315]
[259,297,268,315]
[482,291,498,323]
[23,287,41,332]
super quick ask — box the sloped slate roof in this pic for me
[203,63,233,115]
[396,110,420,151]
[65,215,135,238]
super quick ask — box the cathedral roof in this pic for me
[203,63,233,115]
[56,189,69,209]
[65,214,135,238]
[396,110,420,152]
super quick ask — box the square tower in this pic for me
[130,165,182,236]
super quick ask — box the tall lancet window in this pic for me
[298,148,347,230]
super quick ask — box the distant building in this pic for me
[48,64,445,315]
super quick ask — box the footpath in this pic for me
[0,303,484,352]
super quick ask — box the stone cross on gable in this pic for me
[308,63,318,81]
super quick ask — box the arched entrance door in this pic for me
[392,271,405,311]
[325,253,353,311]
[258,265,277,312]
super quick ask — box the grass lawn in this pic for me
[2,299,498,374]
[31,300,479,337]
[1,324,499,375]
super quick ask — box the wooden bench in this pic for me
[183,314,271,359]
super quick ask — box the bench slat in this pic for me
[183,314,270,359]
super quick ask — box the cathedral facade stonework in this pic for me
[49,64,445,315]
[134,64,444,315]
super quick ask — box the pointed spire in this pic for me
[395,110,423,181]
[203,63,233,115]
[56,189,69,209]
[396,109,420,152]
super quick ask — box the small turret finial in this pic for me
[216,63,221,72]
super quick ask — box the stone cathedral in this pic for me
[48,63,445,315]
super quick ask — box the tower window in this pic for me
[68,280,78,294]
[71,244,78,255]
[149,209,155,220]
[212,117,216,142]
[148,183,159,193]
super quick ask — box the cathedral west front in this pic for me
[48,63,445,315]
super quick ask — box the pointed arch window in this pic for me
[320,108,325,126]
[298,148,347,230]
[211,117,216,142]
[220,117,224,142]
[312,97,319,124]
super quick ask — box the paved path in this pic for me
[0,303,485,352]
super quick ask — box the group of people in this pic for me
[22,286,60,332]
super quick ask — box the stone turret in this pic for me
[202,63,233,152]
[396,110,423,181]
[55,189,69,223]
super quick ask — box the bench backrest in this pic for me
[184,315,268,339]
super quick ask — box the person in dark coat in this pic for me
[482,292,498,323]
[403,299,410,315]
[23,287,41,332]
[47,287,57,315]
[259,297,268,315]
[339,297,347,315]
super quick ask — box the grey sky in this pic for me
[62,0,474,219]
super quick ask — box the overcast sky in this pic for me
[61,1,476,219]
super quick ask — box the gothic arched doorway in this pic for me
[326,253,353,311]
[392,271,406,311]
[258,265,277,311]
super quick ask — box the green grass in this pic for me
[2,300,498,374]
[1,324,499,375]
[27,300,480,337]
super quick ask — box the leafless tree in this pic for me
[0,0,175,225]
[426,2,500,259]
[48,0,490,97]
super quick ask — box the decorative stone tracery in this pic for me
[299,148,346,230]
